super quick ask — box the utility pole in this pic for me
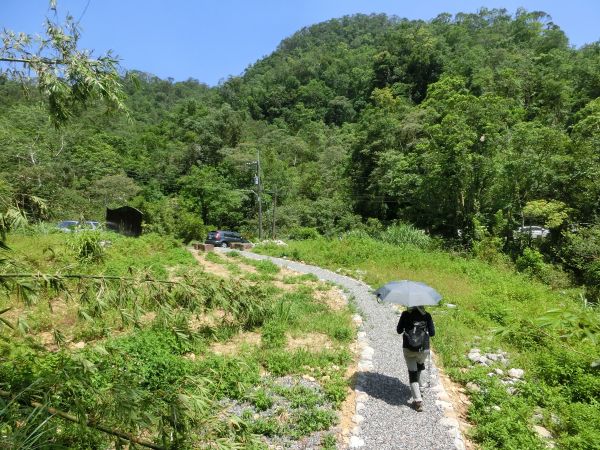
[247,150,263,240]
[257,150,263,241]
[269,188,278,239]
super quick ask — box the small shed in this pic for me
[106,206,143,237]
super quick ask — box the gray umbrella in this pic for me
[374,280,442,307]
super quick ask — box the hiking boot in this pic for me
[414,400,423,412]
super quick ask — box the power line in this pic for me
[76,0,92,25]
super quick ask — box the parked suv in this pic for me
[514,225,550,239]
[205,230,249,248]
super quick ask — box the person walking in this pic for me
[397,306,435,412]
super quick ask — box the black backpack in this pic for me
[406,321,428,351]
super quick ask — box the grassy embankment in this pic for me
[255,233,600,450]
[1,231,355,449]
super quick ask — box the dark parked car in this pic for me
[205,230,249,248]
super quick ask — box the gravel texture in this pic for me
[221,249,462,450]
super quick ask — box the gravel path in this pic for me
[220,249,465,450]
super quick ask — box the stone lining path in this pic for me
[220,248,466,450]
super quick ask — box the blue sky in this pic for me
[3,1,600,86]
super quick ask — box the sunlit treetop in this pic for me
[0,1,126,127]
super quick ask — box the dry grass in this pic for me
[210,331,262,355]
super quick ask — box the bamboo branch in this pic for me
[0,56,103,66]
[0,273,184,286]
[0,389,164,450]
[0,56,65,65]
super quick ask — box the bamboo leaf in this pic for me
[0,316,15,330]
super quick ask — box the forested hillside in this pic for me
[2,8,600,295]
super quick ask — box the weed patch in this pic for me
[1,233,356,448]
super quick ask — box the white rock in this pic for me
[361,347,374,360]
[435,400,453,410]
[440,417,460,428]
[508,368,525,379]
[437,392,451,403]
[467,353,481,363]
[358,361,373,371]
[356,392,368,402]
[466,382,480,392]
[352,414,364,424]
[445,303,457,308]
[533,425,553,440]
[492,405,501,411]
[494,368,504,376]
[349,436,364,448]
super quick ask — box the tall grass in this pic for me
[344,222,436,250]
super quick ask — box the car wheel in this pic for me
[221,242,228,248]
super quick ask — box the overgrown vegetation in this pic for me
[255,236,600,449]
[3,8,600,299]
[2,4,600,448]
[0,233,355,448]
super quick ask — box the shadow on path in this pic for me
[356,371,412,406]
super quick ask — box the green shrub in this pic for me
[247,259,280,274]
[197,355,261,399]
[321,433,337,450]
[68,231,104,263]
[261,321,287,349]
[516,248,545,274]
[322,371,348,406]
[290,408,336,438]
[556,402,600,450]
[378,223,434,249]
[288,227,320,240]
[246,388,274,411]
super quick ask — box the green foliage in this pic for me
[2,231,355,448]
[377,223,435,249]
[288,227,320,240]
[560,224,600,300]
[261,321,286,349]
[523,200,571,230]
[515,248,544,274]
[256,236,599,447]
[68,231,105,263]
[1,15,125,127]
[5,8,600,446]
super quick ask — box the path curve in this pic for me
[221,248,465,450]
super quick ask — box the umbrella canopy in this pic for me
[375,280,442,307]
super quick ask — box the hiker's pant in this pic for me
[403,348,429,402]
[403,348,429,372]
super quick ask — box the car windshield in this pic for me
[58,220,79,228]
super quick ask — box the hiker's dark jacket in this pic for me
[397,309,435,350]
